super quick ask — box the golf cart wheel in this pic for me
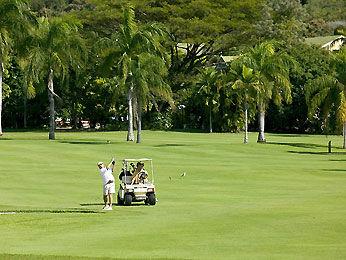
[124,194,132,206]
[117,194,124,205]
[147,193,156,205]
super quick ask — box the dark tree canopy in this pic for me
[0,0,344,139]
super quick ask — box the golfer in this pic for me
[97,158,116,210]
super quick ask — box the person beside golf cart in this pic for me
[117,158,156,206]
[118,168,132,181]
[97,159,116,210]
[131,161,148,184]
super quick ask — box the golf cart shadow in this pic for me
[116,203,145,207]
[79,203,144,207]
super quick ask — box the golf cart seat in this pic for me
[122,176,132,184]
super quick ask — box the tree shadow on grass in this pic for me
[58,140,115,145]
[0,209,103,214]
[0,254,112,260]
[322,169,346,173]
[1,139,116,144]
[154,143,188,148]
[268,141,346,155]
[269,134,307,138]
[288,150,346,155]
[267,141,326,149]
[0,137,13,140]
[288,151,329,155]
[329,159,346,161]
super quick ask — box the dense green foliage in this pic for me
[0,0,345,141]
[0,131,345,259]
[97,4,172,143]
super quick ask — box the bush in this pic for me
[146,112,173,130]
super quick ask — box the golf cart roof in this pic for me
[123,158,152,162]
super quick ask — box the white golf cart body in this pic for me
[117,158,156,206]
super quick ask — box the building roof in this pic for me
[305,35,345,51]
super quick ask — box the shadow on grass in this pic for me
[0,253,113,260]
[288,150,346,155]
[288,151,346,155]
[0,209,103,214]
[0,137,116,144]
[288,151,329,155]
[0,137,14,140]
[267,141,326,149]
[267,141,346,155]
[322,169,346,172]
[80,203,104,206]
[80,202,146,207]
[329,159,346,161]
[154,143,187,148]
[58,140,115,145]
[269,134,307,138]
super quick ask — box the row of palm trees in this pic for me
[23,16,86,140]
[98,6,173,143]
[196,42,345,148]
[196,42,294,144]
[0,1,345,147]
[0,2,171,143]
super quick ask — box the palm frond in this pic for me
[306,76,337,118]
[122,4,137,40]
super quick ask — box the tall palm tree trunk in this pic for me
[48,69,55,140]
[0,61,3,136]
[23,91,27,128]
[136,99,142,144]
[209,106,213,133]
[244,102,248,144]
[127,86,134,141]
[343,121,346,149]
[257,103,266,143]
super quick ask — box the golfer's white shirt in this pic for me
[99,167,115,185]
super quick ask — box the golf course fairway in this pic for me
[0,131,345,259]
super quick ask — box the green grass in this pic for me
[0,131,345,259]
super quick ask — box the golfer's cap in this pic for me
[97,162,104,166]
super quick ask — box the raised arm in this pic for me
[107,158,116,171]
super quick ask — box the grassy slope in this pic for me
[0,131,345,259]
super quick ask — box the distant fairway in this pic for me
[0,131,345,259]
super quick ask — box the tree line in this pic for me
[0,0,345,147]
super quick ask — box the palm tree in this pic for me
[21,79,36,128]
[22,16,85,140]
[99,4,169,142]
[228,62,262,144]
[306,49,346,149]
[246,42,293,142]
[0,0,35,136]
[131,54,173,143]
[196,67,221,133]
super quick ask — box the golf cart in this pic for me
[117,158,156,206]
